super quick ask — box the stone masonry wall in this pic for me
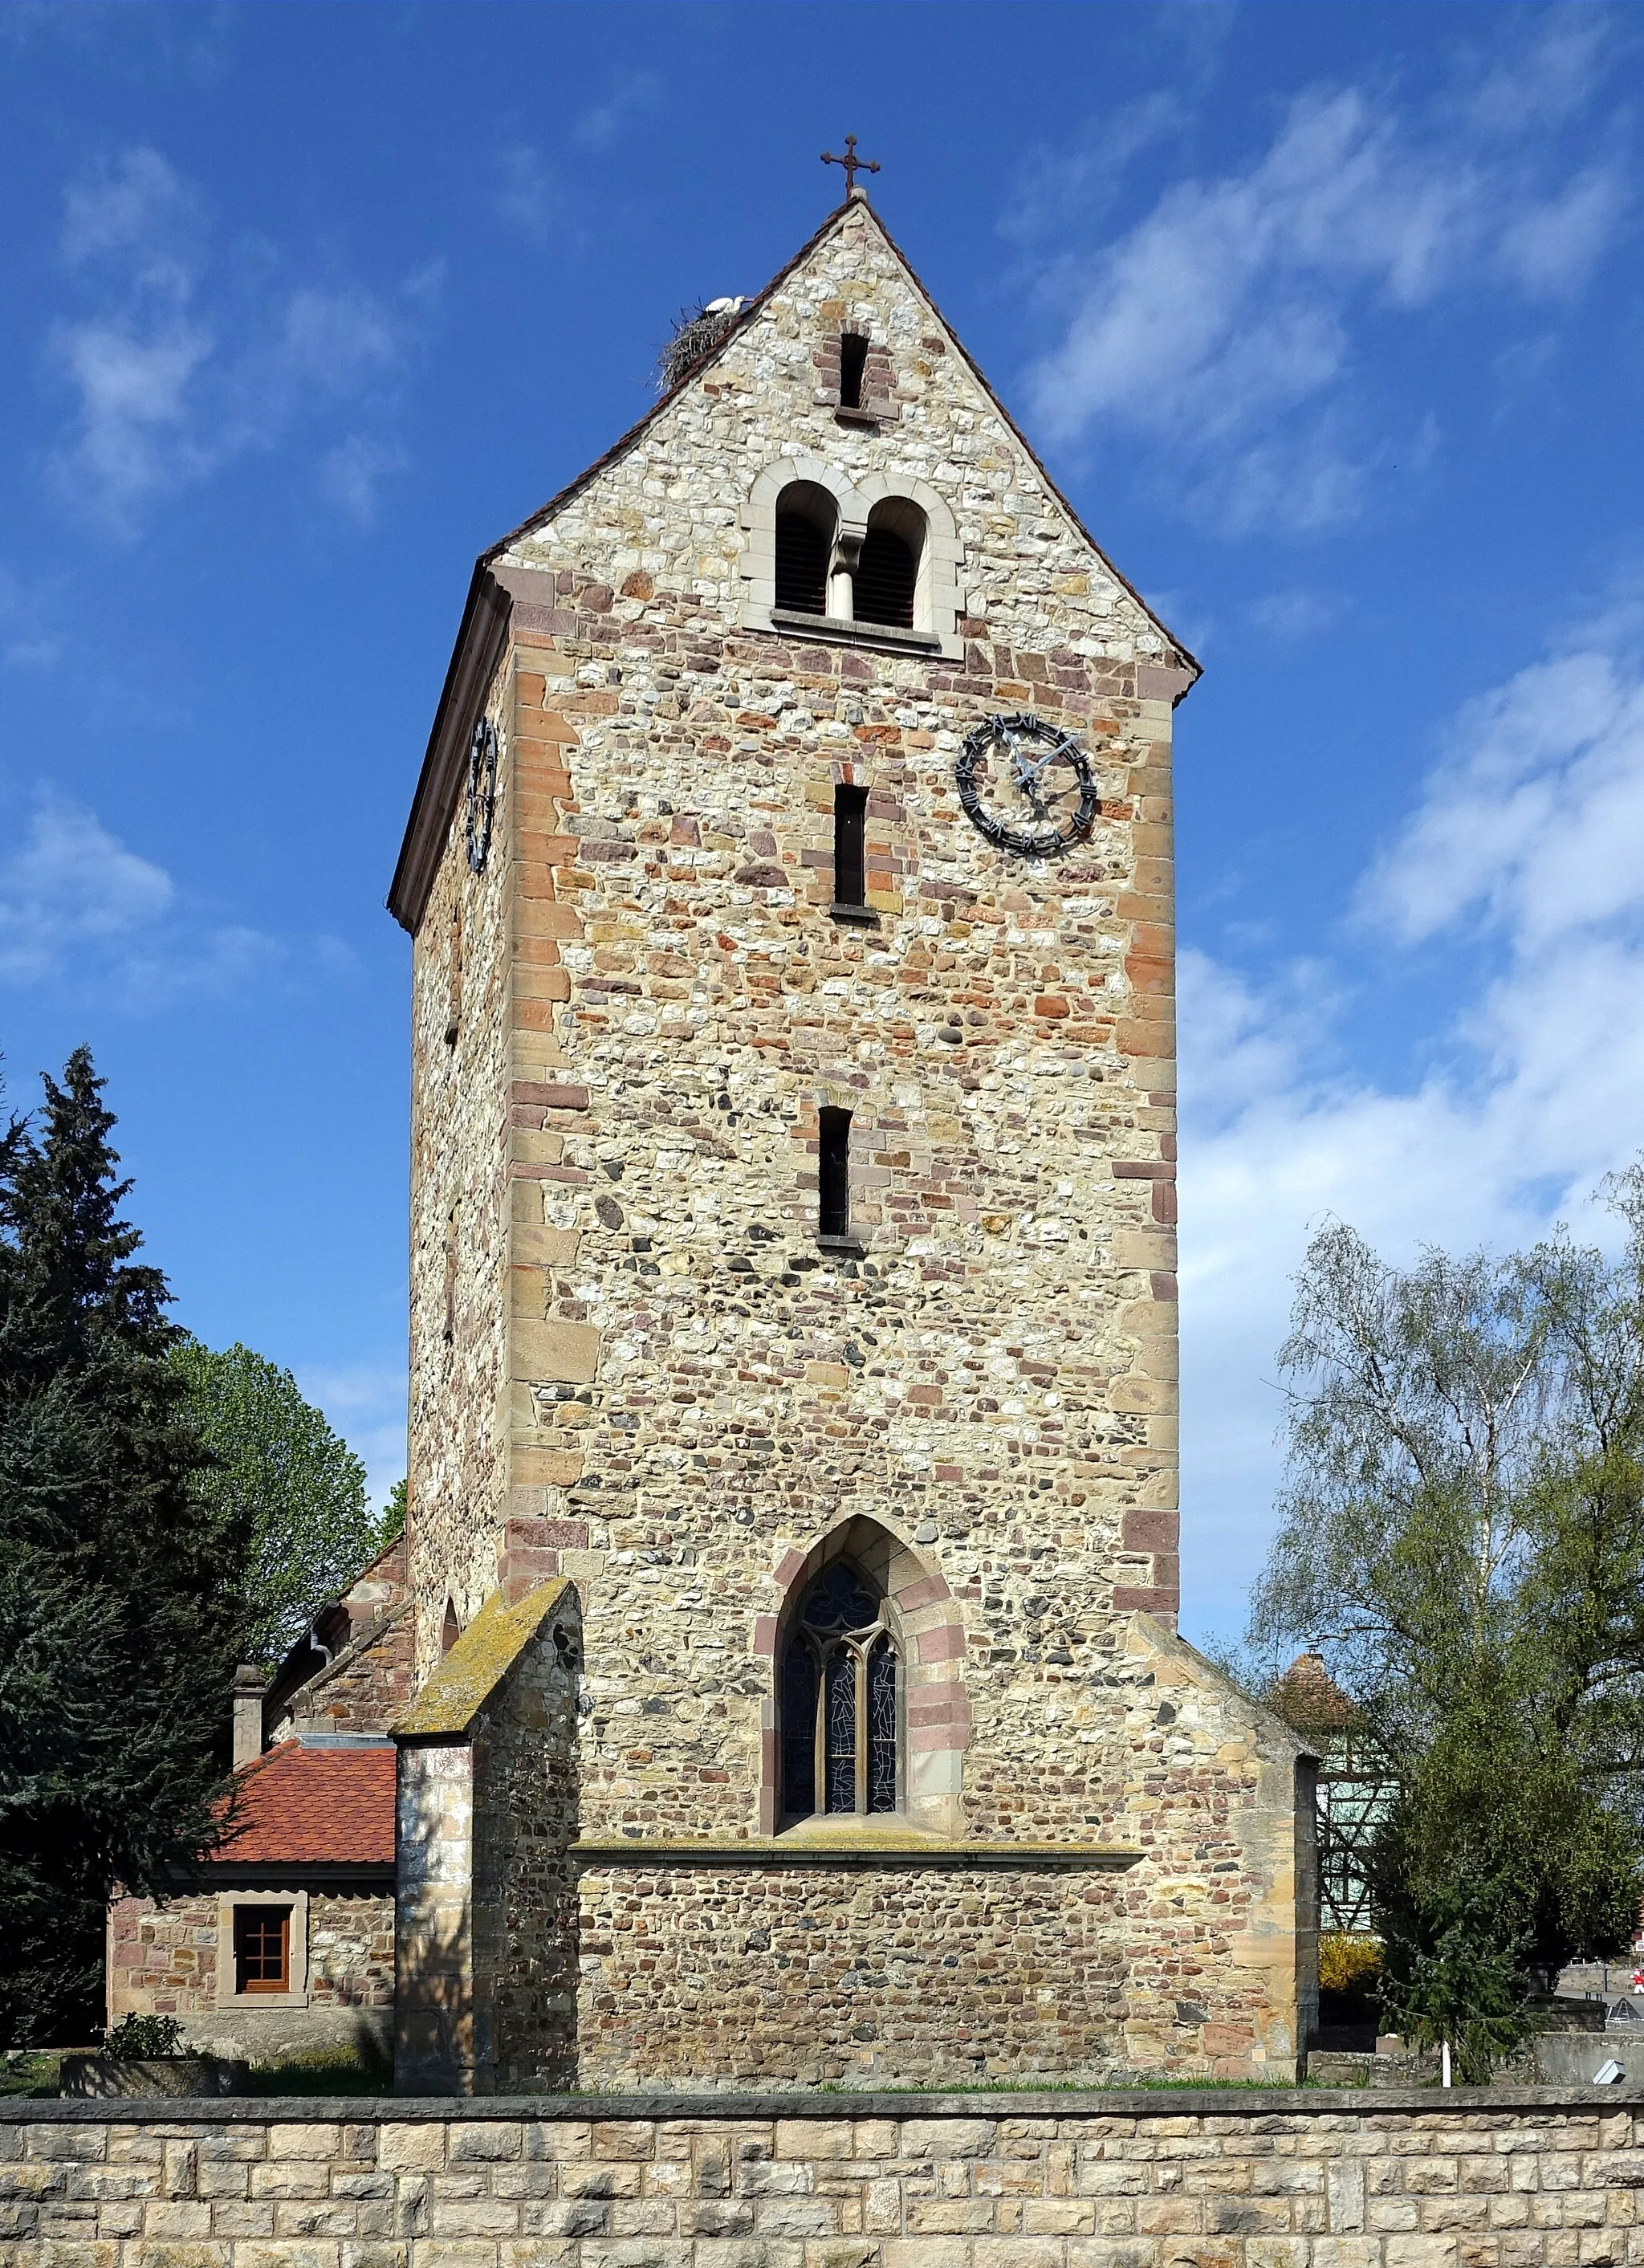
[408,655,517,1660]
[397,199,1303,2086]
[8,2091,1644,2268]
[395,1586,584,2097]
[283,1639,416,1743]
[395,1745,475,2093]
[307,1897,396,2010]
[573,1618,1311,2090]
[108,1892,396,2022]
[470,1612,582,2092]
[264,1540,415,1744]
[108,1895,218,2018]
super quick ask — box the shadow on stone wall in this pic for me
[474,1610,581,2091]
[396,1580,583,2094]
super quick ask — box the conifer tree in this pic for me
[0,1048,249,2042]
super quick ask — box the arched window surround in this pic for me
[755,1515,971,1836]
[740,455,963,658]
[779,1557,901,1821]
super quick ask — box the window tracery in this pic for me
[779,1558,900,1819]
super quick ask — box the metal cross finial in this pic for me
[821,135,880,199]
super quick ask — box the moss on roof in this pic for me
[392,1578,573,1739]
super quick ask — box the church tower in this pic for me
[387,184,1316,2093]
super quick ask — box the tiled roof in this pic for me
[216,1743,395,1867]
[1272,1650,1358,1732]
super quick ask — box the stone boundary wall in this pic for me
[6,2087,1644,2268]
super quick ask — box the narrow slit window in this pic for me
[442,1598,461,1655]
[839,332,869,409]
[233,1905,291,1995]
[832,784,868,907]
[446,898,463,1045]
[818,1107,851,1240]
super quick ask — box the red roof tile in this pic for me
[1272,1650,1358,1732]
[217,1744,395,1867]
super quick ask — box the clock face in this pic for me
[955,712,1099,858]
[466,717,499,873]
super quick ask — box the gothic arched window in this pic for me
[779,1559,898,1819]
[773,480,836,616]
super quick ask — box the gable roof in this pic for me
[260,1530,410,1734]
[1271,1650,1358,1735]
[393,1575,574,1739]
[215,1744,396,1868]
[388,193,1198,934]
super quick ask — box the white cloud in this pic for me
[61,145,199,271]
[1498,168,1630,296]
[273,287,401,399]
[494,76,657,242]
[294,1360,406,1513]
[47,147,415,533]
[0,803,172,979]
[1021,59,1627,532]
[1241,587,1344,644]
[573,73,659,152]
[1358,645,1644,949]
[0,799,283,1007]
[497,145,560,242]
[1463,10,1614,136]
[0,568,63,670]
[1181,621,1644,1639]
[319,434,408,527]
[1002,91,1189,244]
[51,314,213,523]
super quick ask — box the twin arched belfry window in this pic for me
[774,482,923,631]
[779,1559,899,1818]
[773,482,834,617]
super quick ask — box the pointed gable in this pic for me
[390,195,1194,931]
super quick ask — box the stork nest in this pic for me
[658,302,743,394]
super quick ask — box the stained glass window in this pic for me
[777,1557,899,1822]
[825,1644,857,1813]
[868,1635,897,1814]
[805,1562,878,1634]
[780,1637,818,1818]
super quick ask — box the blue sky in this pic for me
[2,2,1642,1642]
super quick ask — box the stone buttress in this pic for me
[389,191,1317,2092]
